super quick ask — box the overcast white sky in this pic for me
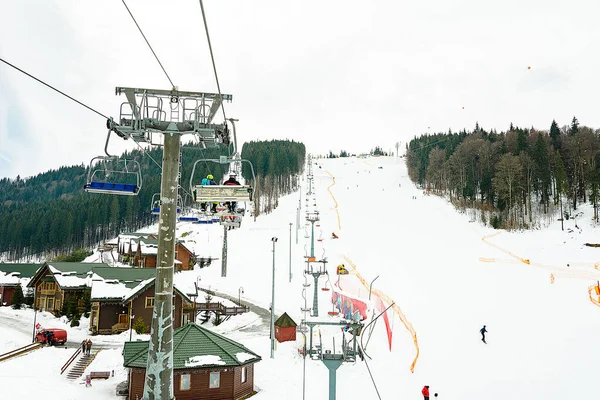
[1,0,599,179]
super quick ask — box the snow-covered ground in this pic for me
[2,155,600,399]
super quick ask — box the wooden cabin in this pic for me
[132,239,196,271]
[90,267,195,334]
[27,262,110,314]
[0,263,39,306]
[123,323,261,400]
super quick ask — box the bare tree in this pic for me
[493,154,523,228]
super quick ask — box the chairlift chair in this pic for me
[151,193,182,215]
[189,156,256,218]
[220,214,242,229]
[83,130,142,196]
[84,156,142,195]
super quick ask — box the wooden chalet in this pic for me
[132,239,196,271]
[132,239,159,269]
[90,267,196,334]
[116,232,196,271]
[117,232,157,263]
[27,262,110,314]
[0,263,39,306]
[123,323,261,400]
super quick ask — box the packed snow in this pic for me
[1,155,600,400]
[185,355,225,367]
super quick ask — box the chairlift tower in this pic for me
[306,211,319,259]
[109,86,231,400]
[305,258,328,317]
[302,318,364,400]
[307,154,314,195]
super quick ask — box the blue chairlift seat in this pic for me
[179,216,200,222]
[84,181,139,195]
[152,206,181,214]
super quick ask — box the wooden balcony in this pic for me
[195,302,249,316]
[40,289,58,295]
[111,322,129,333]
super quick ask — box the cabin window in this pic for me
[145,297,155,308]
[47,298,54,310]
[180,374,191,391]
[241,366,247,383]
[209,371,220,389]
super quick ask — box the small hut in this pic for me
[274,312,297,343]
[124,323,261,400]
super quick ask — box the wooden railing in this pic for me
[195,302,249,316]
[60,348,82,374]
[111,322,129,333]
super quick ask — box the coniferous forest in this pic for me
[406,118,600,229]
[0,140,305,261]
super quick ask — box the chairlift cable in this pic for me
[0,57,109,120]
[198,0,228,124]
[121,0,176,89]
[359,341,383,400]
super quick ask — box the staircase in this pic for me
[65,349,102,380]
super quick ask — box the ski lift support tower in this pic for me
[108,86,231,400]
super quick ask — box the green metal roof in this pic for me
[274,312,297,328]
[135,238,159,246]
[0,263,41,279]
[48,262,111,274]
[92,267,156,288]
[123,323,262,369]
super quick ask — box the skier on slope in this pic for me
[480,325,487,344]
[422,385,430,400]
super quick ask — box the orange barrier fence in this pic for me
[588,285,600,308]
[326,171,341,230]
[481,232,600,308]
[343,256,420,373]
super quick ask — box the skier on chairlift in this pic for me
[200,174,217,213]
[223,174,241,213]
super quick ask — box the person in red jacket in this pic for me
[422,385,430,400]
[223,174,241,213]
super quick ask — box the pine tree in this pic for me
[549,120,561,151]
[555,152,567,231]
[533,133,551,213]
[133,316,147,334]
[569,116,579,136]
[10,284,25,310]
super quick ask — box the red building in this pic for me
[274,312,297,343]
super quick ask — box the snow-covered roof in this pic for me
[122,277,156,302]
[91,279,130,300]
[53,271,92,289]
[139,240,158,255]
[0,272,20,286]
[185,355,225,367]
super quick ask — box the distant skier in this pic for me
[422,385,430,400]
[480,325,487,344]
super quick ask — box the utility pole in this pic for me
[289,223,292,282]
[271,237,278,359]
